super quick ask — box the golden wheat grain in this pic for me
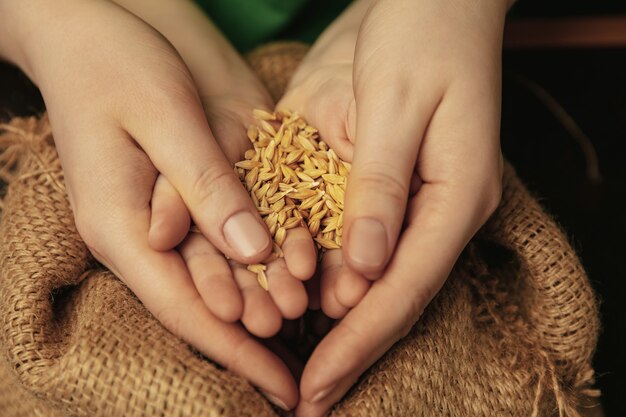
[235,109,350,290]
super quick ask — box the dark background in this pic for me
[510,0,625,16]
[1,1,625,415]
[501,50,625,416]
[504,2,626,415]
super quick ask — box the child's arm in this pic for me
[280,0,507,415]
[0,0,306,409]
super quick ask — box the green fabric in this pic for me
[195,0,352,52]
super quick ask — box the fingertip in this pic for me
[282,297,308,320]
[233,267,283,338]
[335,267,371,308]
[294,401,330,417]
[326,133,354,163]
[215,306,243,324]
[148,212,190,251]
[149,175,191,251]
[282,227,317,280]
[179,233,243,322]
[222,210,273,264]
[250,310,283,339]
[260,390,292,412]
[266,260,309,320]
[321,293,349,320]
[279,282,309,320]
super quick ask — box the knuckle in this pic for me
[191,164,240,209]
[380,278,431,341]
[223,336,251,372]
[336,320,369,360]
[354,162,409,207]
[179,235,209,262]
[142,49,196,100]
[146,83,198,117]
[205,272,234,286]
[155,305,184,339]
[132,75,199,126]
[154,296,203,340]
[397,288,431,340]
[356,69,422,114]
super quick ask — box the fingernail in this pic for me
[223,211,270,258]
[348,218,387,269]
[260,390,290,411]
[310,383,337,403]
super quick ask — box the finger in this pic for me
[319,250,350,319]
[297,183,486,415]
[265,258,309,320]
[149,175,191,251]
[68,136,297,409]
[281,226,317,281]
[178,232,243,322]
[232,262,283,338]
[342,76,443,279]
[123,87,272,265]
[297,76,504,412]
[334,265,371,308]
[278,68,356,162]
[119,244,296,411]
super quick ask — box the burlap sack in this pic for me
[0,43,600,417]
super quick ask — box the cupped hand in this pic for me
[4,0,318,409]
[110,0,317,335]
[280,0,506,415]
[149,93,316,338]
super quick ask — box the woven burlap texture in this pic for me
[0,42,599,417]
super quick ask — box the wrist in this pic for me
[111,0,257,98]
[294,0,374,82]
[0,0,88,84]
[0,1,38,76]
[304,0,373,62]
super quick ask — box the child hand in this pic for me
[280,0,506,415]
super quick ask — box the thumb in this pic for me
[342,81,442,278]
[125,90,272,265]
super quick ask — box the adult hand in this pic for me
[0,0,317,409]
[280,0,505,415]
[116,0,316,338]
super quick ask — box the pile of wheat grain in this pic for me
[235,109,350,290]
